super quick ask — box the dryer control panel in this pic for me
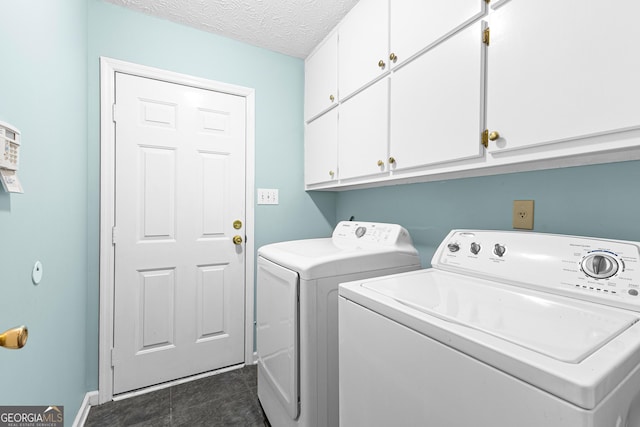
[434,230,640,312]
[332,221,414,249]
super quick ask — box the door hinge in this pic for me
[481,129,489,148]
[112,104,117,122]
[482,27,491,46]
[112,226,117,245]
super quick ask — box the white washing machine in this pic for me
[257,221,421,427]
[339,230,640,427]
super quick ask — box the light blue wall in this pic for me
[336,161,640,267]
[0,0,88,424]
[86,0,336,390]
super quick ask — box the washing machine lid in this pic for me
[339,269,640,409]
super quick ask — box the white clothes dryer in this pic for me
[339,230,640,427]
[257,221,421,427]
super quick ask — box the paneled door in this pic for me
[112,72,246,394]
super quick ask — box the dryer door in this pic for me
[257,256,300,419]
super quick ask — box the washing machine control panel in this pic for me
[435,230,640,312]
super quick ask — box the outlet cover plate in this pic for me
[513,200,534,230]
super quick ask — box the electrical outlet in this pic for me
[513,200,534,230]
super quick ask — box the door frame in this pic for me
[98,57,255,403]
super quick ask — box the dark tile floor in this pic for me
[85,365,268,426]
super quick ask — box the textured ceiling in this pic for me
[105,0,360,58]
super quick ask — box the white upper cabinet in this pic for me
[305,31,338,122]
[339,78,389,180]
[338,0,389,100]
[487,0,640,154]
[305,108,338,185]
[390,0,486,68]
[390,22,486,170]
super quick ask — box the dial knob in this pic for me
[581,253,619,279]
[447,243,460,253]
[470,242,481,255]
[493,244,506,257]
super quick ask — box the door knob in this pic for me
[0,325,28,349]
[488,131,500,141]
[233,220,243,230]
[233,235,243,245]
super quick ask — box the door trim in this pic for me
[98,57,256,403]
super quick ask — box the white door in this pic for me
[338,78,389,180]
[487,0,640,153]
[305,108,338,186]
[390,22,486,169]
[338,0,389,100]
[112,72,246,394]
[390,0,485,68]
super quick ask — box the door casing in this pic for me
[98,57,256,403]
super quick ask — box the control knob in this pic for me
[470,242,481,255]
[493,244,506,257]
[447,243,460,253]
[581,253,619,279]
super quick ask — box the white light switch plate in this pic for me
[257,188,279,205]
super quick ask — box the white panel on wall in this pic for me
[139,268,175,350]
[140,147,176,239]
[197,265,227,340]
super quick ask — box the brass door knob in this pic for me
[378,59,386,68]
[233,235,243,245]
[488,131,500,141]
[0,326,28,349]
[377,160,384,167]
[233,220,243,230]
[329,94,335,102]
[389,53,397,62]
[388,157,396,164]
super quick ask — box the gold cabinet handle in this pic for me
[378,59,386,68]
[233,220,243,230]
[329,170,335,177]
[377,160,384,167]
[389,53,397,62]
[488,131,500,141]
[0,325,28,349]
[233,235,243,245]
[388,157,396,164]
[329,94,335,102]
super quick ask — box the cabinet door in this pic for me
[390,0,485,68]
[339,78,388,180]
[305,31,338,122]
[338,0,389,100]
[390,22,486,170]
[487,0,640,154]
[305,109,338,186]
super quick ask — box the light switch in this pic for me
[257,188,279,205]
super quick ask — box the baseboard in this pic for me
[73,391,98,427]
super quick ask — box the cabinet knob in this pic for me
[329,170,335,177]
[329,94,335,102]
[488,131,500,141]
[389,53,397,62]
[233,235,243,245]
[388,157,396,164]
[378,59,386,69]
[377,160,384,167]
